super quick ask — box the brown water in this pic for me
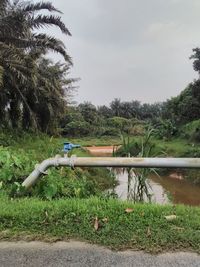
[85,146,200,206]
[114,169,200,206]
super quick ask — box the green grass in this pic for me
[71,135,197,158]
[1,131,194,158]
[69,136,122,147]
[0,197,200,253]
[152,138,193,157]
[121,136,198,157]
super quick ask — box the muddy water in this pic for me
[85,146,200,206]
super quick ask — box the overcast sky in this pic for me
[49,0,200,105]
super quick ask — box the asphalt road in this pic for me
[0,241,199,267]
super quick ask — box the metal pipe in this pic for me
[22,156,200,189]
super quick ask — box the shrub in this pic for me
[100,127,120,136]
[106,117,132,133]
[154,119,177,140]
[32,168,101,200]
[181,120,200,142]
[129,124,145,136]
[63,121,92,136]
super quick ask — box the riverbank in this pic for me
[0,196,200,253]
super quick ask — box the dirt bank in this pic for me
[84,146,119,156]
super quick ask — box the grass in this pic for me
[1,131,195,158]
[71,136,197,157]
[152,138,193,157]
[0,196,200,253]
[69,136,122,147]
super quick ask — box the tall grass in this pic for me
[114,129,159,202]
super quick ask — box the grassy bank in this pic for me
[72,136,199,158]
[0,197,199,253]
[0,130,197,157]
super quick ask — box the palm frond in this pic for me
[0,65,4,86]
[0,42,26,60]
[30,15,71,35]
[33,34,72,63]
[0,0,8,15]
[21,1,61,14]
[0,12,28,39]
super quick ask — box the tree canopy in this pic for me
[0,0,75,133]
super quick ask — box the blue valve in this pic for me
[63,142,81,153]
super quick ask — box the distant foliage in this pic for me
[181,120,200,143]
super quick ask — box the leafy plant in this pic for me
[154,119,177,140]
[114,129,159,202]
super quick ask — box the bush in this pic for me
[154,119,177,140]
[0,146,37,196]
[63,121,92,136]
[181,120,200,142]
[32,168,101,200]
[0,146,113,199]
[106,117,132,133]
[100,127,120,136]
[129,124,145,136]
[0,134,116,200]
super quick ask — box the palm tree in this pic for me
[0,1,71,57]
[0,0,74,131]
[21,57,77,133]
[110,98,121,117]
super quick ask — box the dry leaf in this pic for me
[147,227,151,237]
[102,217,108,223]
[125,208,134,213]
[165,215,177,221]
[94,217,99,231]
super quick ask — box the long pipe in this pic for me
[22,156,200,189]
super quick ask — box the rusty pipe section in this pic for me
[22,156,200,189]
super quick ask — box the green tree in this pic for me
[190,48,200,76]
[110,98,121,117]
[78,102,97,124]
[0,0,73,132]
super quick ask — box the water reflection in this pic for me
[150,174,200,206]
[113,169,169,204]
[86,146,200,206]
[112,168,200,206]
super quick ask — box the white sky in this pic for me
[48,0,200,105]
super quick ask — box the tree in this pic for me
[190,48,200,77]
[97,105,113,118]
[161,85,200,125]
[140,103,162,121]
[22,58,76,133]
[110,98,121,117]
[0,0,74,132]
[78,102,97,124]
